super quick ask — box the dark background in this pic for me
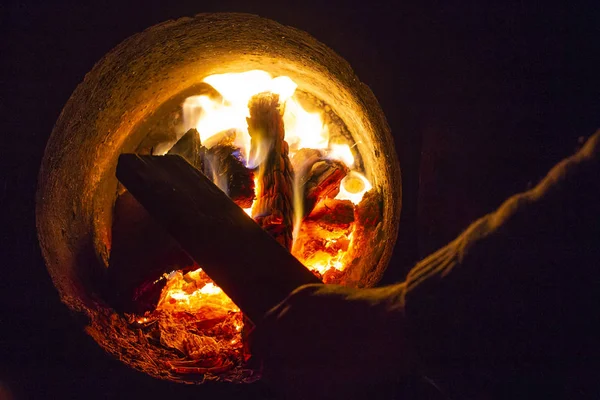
[1,1,599,398]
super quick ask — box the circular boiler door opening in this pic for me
[36,14,401,384]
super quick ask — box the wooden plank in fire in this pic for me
[116,154,322,323]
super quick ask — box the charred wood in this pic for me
[247,93,294,250]
[353,189,382,231]
[106,190,194,314]
[167,128,204,170]
[203,144,255,209]
[301,159,348,218]
[292,148,349,218]
[116,154,321,323]
[167,127,254,207]
[293,198,355,265]
[305,197,355,230]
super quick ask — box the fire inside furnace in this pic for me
[120,70,380,380]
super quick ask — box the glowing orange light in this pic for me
[335,171,372,204]
[156,268,239,316]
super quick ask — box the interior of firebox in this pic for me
[105,70,383,382]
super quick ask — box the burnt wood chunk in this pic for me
[306,198,355,229]
[168,127,254,207]
[292,149,349,218]
[203,144,255,208]
[301,159,348,218]
[247,93,295,250]
[116,154,321,323]
[167,128,204,170]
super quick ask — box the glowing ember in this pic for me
[291,197,355,281]
[156,268,239,315]
[303,249,346,275]
[335,171,373,205]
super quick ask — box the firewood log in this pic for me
[108,126,205,313]
[116,154,321,323]
[305,197,355,229]
[106,190,194,314]
[292,148,349,218]
[168,127,254,207]
[203,144,255,208]
[302,159,348,218]
[167,128,204,170]
[247,93,294,250]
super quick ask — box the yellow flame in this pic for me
[183,70,328,164]
[292,171,305,247]
[182,95,249,152]
[283,99,329,153]
[204,70,297,104]
[328,143,355,168]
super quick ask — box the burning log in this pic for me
[300,158,349,219]
[203,144,255,209]
[116,154,321,323]
[167,128,204,170]
[247,93,295,250]
[305,159,348,202]
[168,127,254,208]
[305,197,355,231]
